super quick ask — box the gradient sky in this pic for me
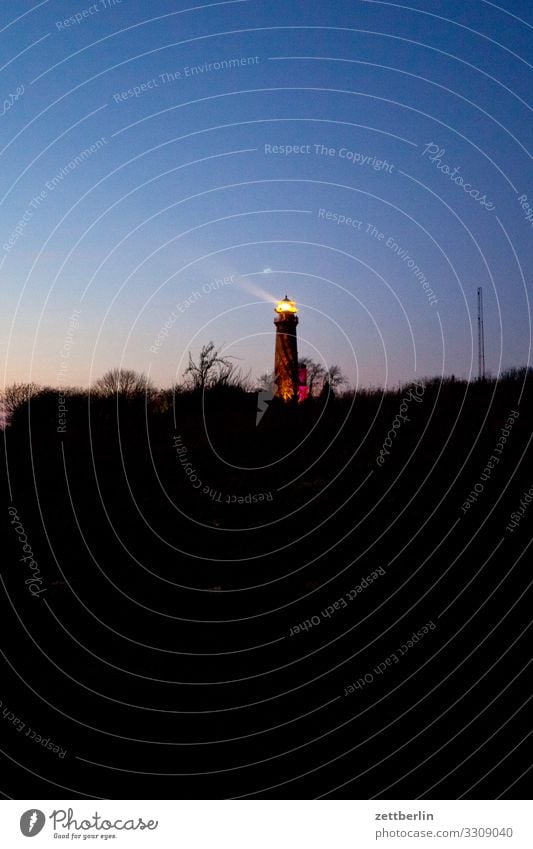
[1,0,532,390]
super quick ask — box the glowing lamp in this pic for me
[275,296,298,315]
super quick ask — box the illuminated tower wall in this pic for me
[274,297,299,401]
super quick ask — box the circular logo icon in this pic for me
[20,810,46,837]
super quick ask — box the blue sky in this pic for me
[1,0,532,389]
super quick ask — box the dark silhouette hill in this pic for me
[2,370,532,799]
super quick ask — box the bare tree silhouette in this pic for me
[185,342,236,391]
[93,368,154,399]
[1,382,41,418]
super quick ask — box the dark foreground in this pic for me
[2,373,532,798]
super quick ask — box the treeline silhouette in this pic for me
[4,363,533,595]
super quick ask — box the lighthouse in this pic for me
[274,296,299,401]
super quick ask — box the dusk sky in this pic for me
[2,0,532,389]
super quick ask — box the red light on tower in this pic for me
[298,365,309,402]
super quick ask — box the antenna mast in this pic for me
[477,286,486,380]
